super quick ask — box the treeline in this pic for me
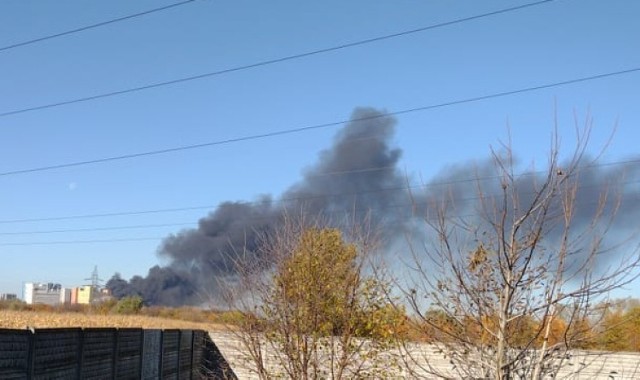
[6,296,640,353]
[414,298,640,352]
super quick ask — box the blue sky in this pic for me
[0,0,638,297]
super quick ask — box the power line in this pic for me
[0,0,556,118]
[0,222,195,236]
[0,66,638,178]
[1,157,639,226]
[0,206,217,224]
[0,237,162,246]
[0,180,509,225]
[0,0,197,53]
[0,165,404,223]
[2,191,636,246]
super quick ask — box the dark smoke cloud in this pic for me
[107,107,640,306]
[108,108,411,305]
[283,107,408,237]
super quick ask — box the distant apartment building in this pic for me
[24,282,63,306]
[0,293,17,301]
[76,285,95,304]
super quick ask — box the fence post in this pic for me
[26,328,34,380]
[112,328,118,380]
[76,328,85,379]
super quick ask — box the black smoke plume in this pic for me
[107,108,640,306]
[108,107,411,305]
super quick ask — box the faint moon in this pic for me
[68,182,78,191]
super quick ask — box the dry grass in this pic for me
[0,309,224,330]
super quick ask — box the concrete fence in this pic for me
[209,330,640,379]
[0,327,236,380]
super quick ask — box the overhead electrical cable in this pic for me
[0,0,556,118]
[0,66,638,178]
[0,222,196,236]
[0,0,198,53]
[0,205,218,224]
[0,193,633,246]
[1,159,639,226]
[0,237,162,246]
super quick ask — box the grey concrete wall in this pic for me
[209,330,640,379]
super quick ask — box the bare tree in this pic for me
[221,214,405,379]
[400,126,640,379]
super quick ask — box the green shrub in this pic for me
[113,296,143,315]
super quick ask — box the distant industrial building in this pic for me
[22,267,112,306]
[0,293,17,301]
[23,283,63,306]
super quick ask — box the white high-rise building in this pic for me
[60,288,72,304]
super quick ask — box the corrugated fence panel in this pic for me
[80,328,116,380]
[0,328,235,379]
[0,329,30,380]
[32,328,82,380]
[115,328,143,379]
[178,330,193,380]
[162,329,180,380]
[191,330,205,379]
[142,329,162,380]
